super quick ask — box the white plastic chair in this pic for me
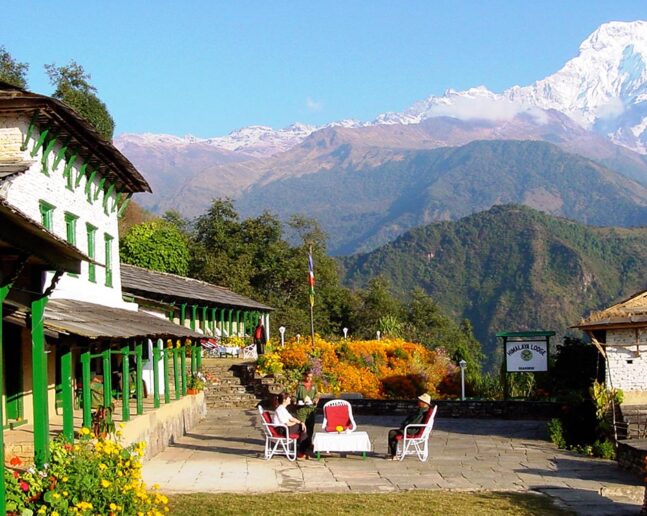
[321,399,357,433]
[397,405,437,462]
[243,343,258,359]
[258,406,297,461]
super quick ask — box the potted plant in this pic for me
[187,372,205,394]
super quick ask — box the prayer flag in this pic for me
[308,251,315,307]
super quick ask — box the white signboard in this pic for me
[505,340,548,372]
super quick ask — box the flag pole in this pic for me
[308,245,316,349]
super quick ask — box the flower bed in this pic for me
[4,428,168,515]
[256,336,458,399]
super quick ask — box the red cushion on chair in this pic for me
[262,411,297,439]
[394,433,404,441]
[324,405,352,432]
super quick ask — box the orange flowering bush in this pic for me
[265,335,458,399]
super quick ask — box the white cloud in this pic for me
[305,97,323,112]
[595,98,625,119]
[425,95,548,124]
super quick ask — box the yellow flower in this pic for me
[79,427,91,436]
[99,463,108,470]
[110,503,117,511]
[101,479,112,488]
[52,512,59,516]
[52,492,61,500]
[62,476,68,482]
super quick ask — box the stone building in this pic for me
[575,289,647,405]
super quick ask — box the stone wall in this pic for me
[617,439,647,477]
[606,329,647,394]
[121,392,207,460]
[317,397,559,419]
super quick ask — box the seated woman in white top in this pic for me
[272,392,308,459]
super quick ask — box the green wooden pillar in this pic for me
[173,348,180,400]
[210,308,217,336]
[201,306,208,333]
[135,342,143,415]
[228,308,233,337]
[235,309,241,336]
[180,303,187,327]
[121,345,130,421]
[190,304,197,331]
[180,344,187,396]
[218,308,225,335]
[163,347,171,404]
[101,349,112,409]
[190,342,197,375]
[80,351,92,427]
[61,348,74,441]
[31,296,50,467]
[196,338,202,371]
[152,341,161,408]
[0,285,10,514]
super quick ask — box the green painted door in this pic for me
[4,323,23,422]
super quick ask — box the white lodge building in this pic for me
[0,81,204,470]
[0,86,148,307]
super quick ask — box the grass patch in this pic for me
[169,491,572,515]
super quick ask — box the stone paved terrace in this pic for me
[143,408,645,515]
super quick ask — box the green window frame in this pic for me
[86,223,97,283]
[64,212,78,246]
[38,200,55,230]
[104,233,113,288]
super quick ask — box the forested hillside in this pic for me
[237,140,647,255]
[340,205,647,362]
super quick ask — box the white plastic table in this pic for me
[312,431,372,460]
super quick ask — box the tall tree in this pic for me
[0,46,28,88]
[120,220,190,276]
[45,61,115,140]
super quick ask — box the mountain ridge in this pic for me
[339,204,647,360]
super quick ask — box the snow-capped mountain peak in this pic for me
[117,20,647,156]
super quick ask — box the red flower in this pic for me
[9,456,22,466]
[20,480,29,492]
[13,471,20,479]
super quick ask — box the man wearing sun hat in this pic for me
[387,393,433,460]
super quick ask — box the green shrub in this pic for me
[592,439,616,460]
[472,372,503,400]
[4,429,169,514]
[547,418,566,449]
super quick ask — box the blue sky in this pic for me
[3,1,645,137]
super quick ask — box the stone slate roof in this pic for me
[0,81,150,194]
[576,289,647,330]
[43,298,202,340]
[120,264,272,312]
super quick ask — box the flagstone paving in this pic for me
[143,408,644,515]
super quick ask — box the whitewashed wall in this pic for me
[606,328,647,392]
[0,115,128,308]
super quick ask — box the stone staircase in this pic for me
[202,361,264,408]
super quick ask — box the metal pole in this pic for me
[102,349,112,409]
[459,360,467,401]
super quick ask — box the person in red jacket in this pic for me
[254,321,267,355]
